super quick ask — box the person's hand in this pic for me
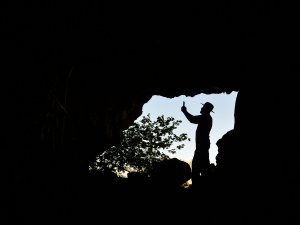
[181,101,187,112]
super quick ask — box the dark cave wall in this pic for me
[231,88,292,223]
[3,1,300,224]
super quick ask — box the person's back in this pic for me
[195,113,212,143]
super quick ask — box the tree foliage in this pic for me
[89,114,190,174]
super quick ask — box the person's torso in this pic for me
[195,114,212,140]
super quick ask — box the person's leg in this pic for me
[192,151,201,188]
[200,158,211,177]
[199,142,210,177]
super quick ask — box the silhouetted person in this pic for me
[181,101,214,187]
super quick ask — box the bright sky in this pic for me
[135,91,238,165]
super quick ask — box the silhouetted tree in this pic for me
[90,114,190,174]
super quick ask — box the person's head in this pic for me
[200,102,214,114]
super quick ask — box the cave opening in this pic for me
[89,91,238,188]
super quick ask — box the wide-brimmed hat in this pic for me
[201,102,214,113]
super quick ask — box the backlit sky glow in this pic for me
[135,92,238,165]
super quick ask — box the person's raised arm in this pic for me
[181,101,200,124]
[181,101,187,112]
